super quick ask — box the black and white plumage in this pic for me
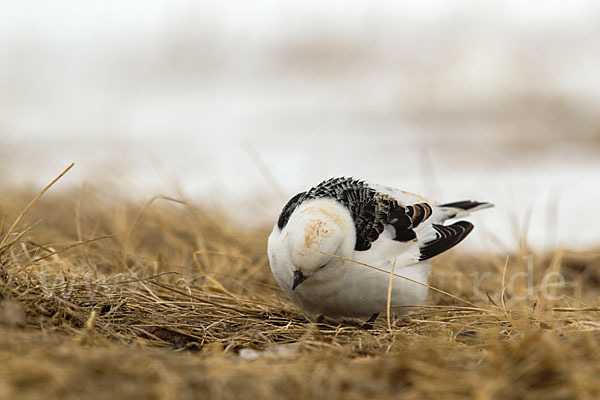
[267,177,493,321]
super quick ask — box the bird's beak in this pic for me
[292,270,308,290]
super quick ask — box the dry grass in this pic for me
[1,174,600,399]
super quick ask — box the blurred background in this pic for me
[1,1,599,252]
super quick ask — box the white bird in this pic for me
[267,177,493,325]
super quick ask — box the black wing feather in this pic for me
[419,221,474,261]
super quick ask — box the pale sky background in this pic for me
[1,1,599,252]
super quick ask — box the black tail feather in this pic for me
[439,201,488,210]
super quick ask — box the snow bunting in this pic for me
[267,177,493,324]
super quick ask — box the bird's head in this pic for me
[284,198,354,290]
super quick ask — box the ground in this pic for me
[0,182,599,400]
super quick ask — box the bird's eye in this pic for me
[319,263,328,270]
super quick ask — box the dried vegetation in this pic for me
[0,168,599,399]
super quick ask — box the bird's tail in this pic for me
[437,200,494,220]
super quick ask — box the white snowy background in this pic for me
[1,1,599,252]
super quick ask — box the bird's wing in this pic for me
[369,183,493,261]
[320,179,440,251]
[416,221,474,261]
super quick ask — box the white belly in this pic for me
[278,259,431,319]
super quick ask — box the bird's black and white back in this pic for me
[275,177,491,261]
[268,177,493,320]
